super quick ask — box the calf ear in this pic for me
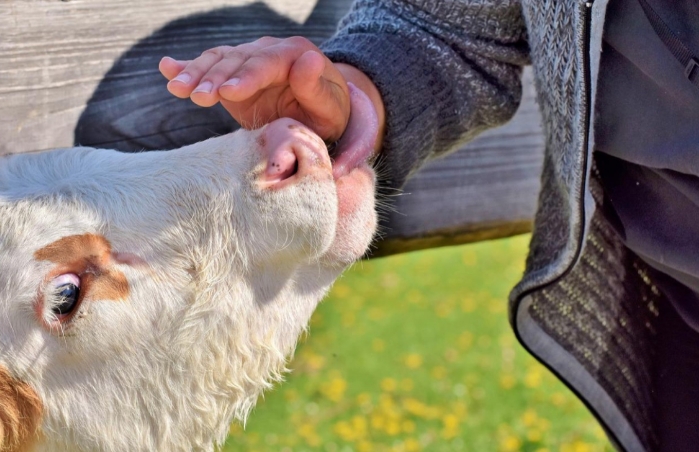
[0,367,43,452]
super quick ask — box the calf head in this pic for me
[0,88,378,451]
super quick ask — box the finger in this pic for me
[166,49,227,99]
[158,57,190,80]
[168,40,274,101]
[189,54,253,108]
[166,46,237,99]
[289,50,349,140]
[217,37,317,102]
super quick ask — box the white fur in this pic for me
[0,123,376,451]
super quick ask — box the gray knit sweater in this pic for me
[322,1,662,451]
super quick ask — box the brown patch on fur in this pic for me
[0,366,43,452]
[34,234,129,301]
[256,134,266,148]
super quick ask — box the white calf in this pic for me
[0,86,378,451]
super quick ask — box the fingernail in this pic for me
[193,81,213,94]
[172,72,191,84]
[222,78,240,87]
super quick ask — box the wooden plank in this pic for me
[1,0,544,255]
[1,0,350,154]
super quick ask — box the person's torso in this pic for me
[595,0,699,328]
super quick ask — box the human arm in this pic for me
[320,0,530,188]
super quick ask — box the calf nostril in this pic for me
[263,146,298,186]
[326,140,339,159]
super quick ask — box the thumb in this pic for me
[289,50,350,142]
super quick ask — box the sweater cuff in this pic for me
[322,34,462,190]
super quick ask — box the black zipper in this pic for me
[512,1,633,451]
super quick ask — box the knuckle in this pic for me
[255,36,280,46]
[202,45,230,57]
[221,48,247,63]
[285,36,312,48]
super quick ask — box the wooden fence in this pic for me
[1,0,544,256]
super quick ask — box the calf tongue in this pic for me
[331,82,379,180]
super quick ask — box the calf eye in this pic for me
[50,274,81,315]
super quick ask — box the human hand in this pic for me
[159,37,352,143]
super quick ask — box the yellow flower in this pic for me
[358,440,374,452]
[551,392,566,406]
[488,300,506,313]
[404,353,423,369]
[524,368,542,388]
[402,398,440,420]
[522,409,538,427]
[527,429,542,442]
[403,398,428,417]
[247,432,260,444]
[458,331,474,349]
[379,393,395,409]
[431,366,447,380]
[369,308,385,320]
[536,417,551,431]
[443,414,459,430]
[309,312,324,327]
[436,302,452,317]
[342,312,356,327]
[407,290,423,304]
[499,374,516,389]
[302,352,326,372]
[404,438,421,451]
[561,441,595,452]
[351,416,368,439]
[461,297,477,312]
[500,434,521,452]
[332,283,351,298]
[357,392,372,406]
[298,424,314,437]
[386,420,401,436]
[321,376,347,402]
[298,424,321,447]
[333,421,355,442]
[452,401,468,417]
[571,441,594,452]
[593,424,608,440]
[381,378,397,392]
[441,414,460,439]
[370,413,386,430]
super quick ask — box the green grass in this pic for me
[223,235,614,452]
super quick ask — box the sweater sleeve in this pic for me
[320,0,530,189]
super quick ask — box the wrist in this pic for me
[334,63,386,153]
